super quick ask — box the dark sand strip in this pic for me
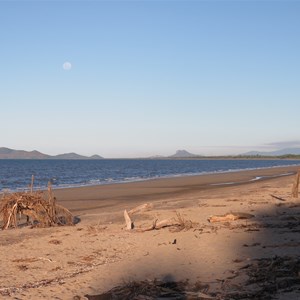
[53,165,299,214]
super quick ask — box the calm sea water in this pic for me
[0,159,299,192]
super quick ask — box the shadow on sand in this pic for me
[84,184,300,300]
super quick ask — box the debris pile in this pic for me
[85,280,214,300]
[223,256,300,299]
[0,184,73,229]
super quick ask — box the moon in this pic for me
[63,61,72,71]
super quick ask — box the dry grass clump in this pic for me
[172,211,194,232]
[0,183,73,230]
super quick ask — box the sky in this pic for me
[1,0,300,158]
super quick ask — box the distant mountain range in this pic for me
[0,147,103,160]
[152,148,300,158]
[2,146,299,160]
[242,148,300,156]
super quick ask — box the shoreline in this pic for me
[35,163,300,190]
[1,160,300,193]
[51,165,300,216]
[51,163,299,191]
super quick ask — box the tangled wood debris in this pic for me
[246,256,300,289]
[124,204,194,232]
[85,280,215,300]
[0,182,73,230]
[136,211,194,233]
[222,255,300,299]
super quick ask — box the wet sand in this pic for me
[54,165,298,216]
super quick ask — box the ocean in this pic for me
[0,159,299,192]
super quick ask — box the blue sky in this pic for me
[1,1,300,158]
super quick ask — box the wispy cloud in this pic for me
[265,140,300,149]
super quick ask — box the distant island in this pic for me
[168,149,198,158]
[0,147,104,160]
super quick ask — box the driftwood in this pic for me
[128,203,153,215]
[292,171,300,198]
[136,218,182,232]
[124,209,134,230]
[155,218,180,229]
[123,202,193,232]
[124,211,193,232]
[208,212,254,223]
[124,203,153,230]
[0,185,73,230]
[137,219,158,232]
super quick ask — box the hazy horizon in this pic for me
[3,144,300,159]
[1,1,300,158]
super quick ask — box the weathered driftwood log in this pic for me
[155,218,180,229]
[136,219,158,232]
[123,210,193,232]
[124,209,134,230]
[208,212,254,223]
[292,171,300,198]
[136,218,181,232]
[136,212,193,232]
[128,203,153,215]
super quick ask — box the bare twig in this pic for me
[292,171,300,198]
[270,194,286,202]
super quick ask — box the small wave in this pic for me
[1,160,299,192]
[210,172,295,187]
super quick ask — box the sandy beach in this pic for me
[1,165,300,299]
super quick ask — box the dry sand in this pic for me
[1,166,300,299]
